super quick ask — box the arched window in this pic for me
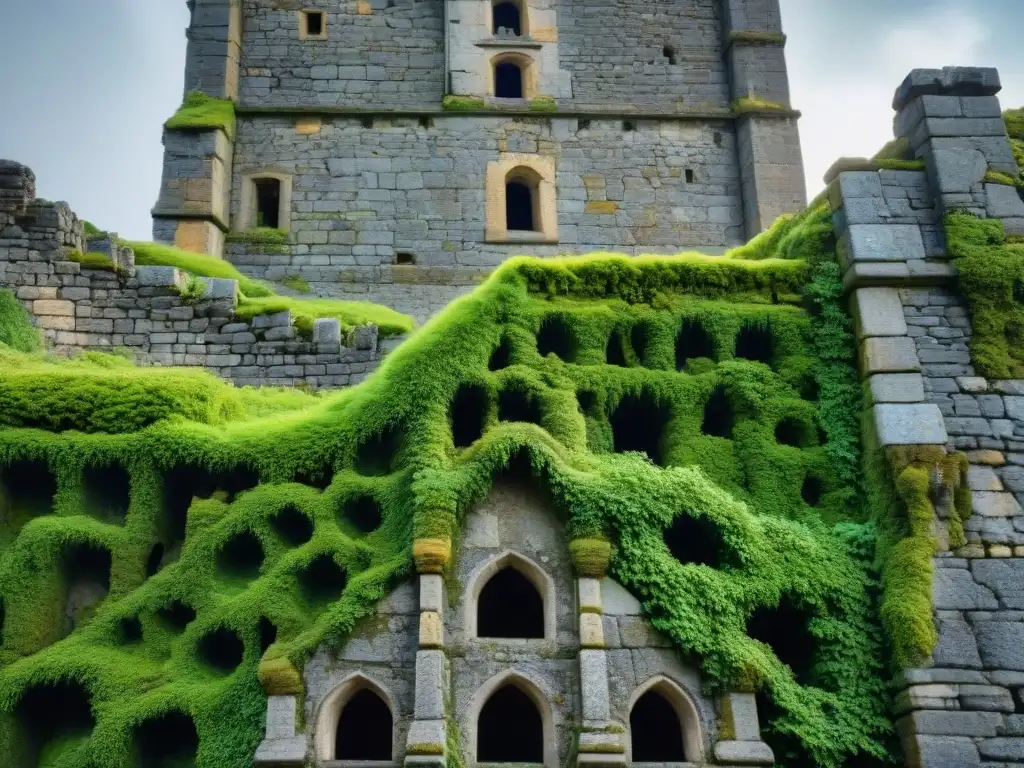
[478,684,544,763]
[494,61,524,98]
[493,1,522,36]
[478,567,544,638]
[628,677,704,763]
[336,688,393,760]
[505,168,540,233]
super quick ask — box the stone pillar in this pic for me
[405,565,449,767]
[253,695,307,765]
[182,0,242,101]
[722,0,807,238]
[714,692,775,765]
[575,576,626,767]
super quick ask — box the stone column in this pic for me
[575,576,626,767]
[714,692,775,765]
[253,695,307,766]
[405,553,450,767]
[182,0,243,101]
[722,0,807,239]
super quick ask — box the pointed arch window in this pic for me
[313,674,397,762]
[466,551,555,640]
[628,676,704,764]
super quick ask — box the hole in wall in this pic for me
[799,376,820,403]
[623,120,636,132]
[713,131,723,147]
[577,389,599,417]
[146,543,165,577]
[578,118,592,130]
[506,179,536,231]
[10,679,96,767]
[478,567,544,639]
[735,322,775,365]
[630,323,652,367]
[62,542,112,636]
[157,600,196,633]
[83,463,130,524]
[663,45,677,65]
[675,319,715,369]
[775,417,811,448]
[163,465,260,557]
[270,505,314,546]
[498,387,543,426]
[489,336,513,370]
[664,513,729,568]
[215,531,265,579]
[477,685,543,763]
[258,616,278,654]
[354,426,403,477]
[294,462,334,490]
[495,62,524,98]
[746,594,817,686]
[134,711,199,768]
[297,554,347,606]
[341,495,383,534]
[801,477,824,507]
[493,1,522,36]
[605,329,628,367]
[119,615,143,644]
[361,117,374,129]
[631,689,686,761]
[1,459,56,525]
[0,596,4,646]
[418,116,433,129]
[450,383,489,448]
[701,386,733,439]
[394,252,416,265]
[536,315,576,361]
[685,168,695,183]
[254,178,281,229]
[197,626,244,674]
[335,688,394,760]
[610,392,670,466]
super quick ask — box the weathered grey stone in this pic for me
[986,183,1024,219]
[893,67,1002,111]
[973,492,1024,518]
[976,622,1024,670]
[958,377,989,394]
[861,337,921,375]
[932,618,982,668]
[312,317,341,344]
[714,740,775,765]
[868,373,926,404]
[959,684,1016,712]
[853,287,908,338]
[972,560,1024,609]
[413,650,447,720]
[406,719,446,752]
[722,692,762,742]
[898,710,1002,737]
[253,736,307,765]
[979,737,1024,761]
[580,650,611,721]
[600,579,642,616]
[899,735,980,768]
[419,574,444,613]
[838,224,926,268]
[202,277,238,301]
[251,311,291,329]
[933,567,998,610]
[872,403,948,446]
[578,578,602,613]
[968,466,1004,492]
[135,265,183,287]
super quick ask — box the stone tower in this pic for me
[153,0,807,320]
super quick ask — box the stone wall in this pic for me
[0,161,390,390]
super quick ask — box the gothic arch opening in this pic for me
[478,567,544,639]
[335,688,394,761]
[628,677,703,763]
[478,683,544,763]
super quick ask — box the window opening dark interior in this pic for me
[395,252,416,265]
[336,688,393,760]
[623,120,636,132]
[663,45,677,64]
[685,169,695,183]
[493,2,522,36]
[305,11,324,37]
[631,690,685,762]
[135,711,199,767]
[478,566,544,638]
[254,178,281,229]
[495,61,524,98]
[506,180,535,231]
[478,685,543,763]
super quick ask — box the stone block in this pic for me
[972,491,1023,517]
[958,377,988,393]
[354,324,378,351]
[867,373,926,404]
[976,622,1024,670]
[714,740,775,765]
[202,277,238,301]
[722,692,762,742]
[32,299,74,317]
[932,567,998,610]
[414,650,446,720]
[968,466,1004,492]
[853,287,908,339]
[420,574,443,613]
[313,317,341,344]
[600,579,642,616]
[872,404,948,446]
[898,710,1002,737]
[578,578,602,613]
[900,735,980,768]
[979,738,1024,761]
[253,736,307,765]
[251,311,291,329]
[986,183,1024,219]
[893,67,1002,112]
[1006,396,1024,421]
[838,224,926,268]
[861,337,921,375]
[959,684,1016,712]
[578,731,623,754]
[924,148,987,195]
[580,650,611,721]
[419,611,443,648]
[265,695,298,740]
[580,612,604,648]
[406,719,446,754]
[932,618,982,668]
[135,266,183,287]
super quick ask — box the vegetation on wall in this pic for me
[0,202,902,767]
[165,91,237,140]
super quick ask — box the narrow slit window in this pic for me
[254,179,281,229]
[685,169,695,183]
[493,2,522,36]
[495,61,524,98]
[506,179,536,232]
[303,11,325,38]
[663,45,677,65]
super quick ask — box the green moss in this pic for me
[281,276,311,294]
[529,96,557,113]
[225,228,289,246]
[0,290,42,353]
[165,90,237,140]
[984,169,1020,186]
[1004,108,1024,142]
[68,251,119,273]
[876,158,926,171]
[442,95,486,112]
[732,96,790,115]
[82,221,101,237]
[727,30,787,45]
[569,538,611,577]
[871,138,913,162]
[0,205,897,767]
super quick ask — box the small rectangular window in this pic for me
[254,179,282,229]
[302,11,325,38]
[395,252,416,265]
[685,169,695,184]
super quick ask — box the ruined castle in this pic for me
[153,0,806,320]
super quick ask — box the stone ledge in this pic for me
[872,403,948,446]
[714,740,775,765]
[893,67,1002,111]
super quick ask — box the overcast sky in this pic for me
[0,0,1022,240]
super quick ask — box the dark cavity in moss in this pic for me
[631,323,651,367]
[799,375,820,402]
[498,387,543,426]
[62,542,112,635]
[197,626,244,673]
[270,505,314,546]
[294,463,334,491]
[450,383,489,448]
[216,531,264,579]
[664,513,729,568]
[536,314,577,362]
[701,387,733,438]
[354,425,403,476]
[298,554,347,605]
[610,392,669,466]
[342,495,383,534]
[801,477,824,507]
[157,600,196,632]
[0,596,4,646]
[577,389,599,418]
[258,616,278,654]
[134,711,199,767]
[775,417,811,448]
[605,329,628,367]
[489,336,513,370]
[676,319,715,369]
[735,322,774,365]
[8,679,95,767]
[119,615,143,643]
[163,464,259,553]
[146,543,165,577]
[1,459,56,521]
[747,594,817,686]
[82,463,130,524]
